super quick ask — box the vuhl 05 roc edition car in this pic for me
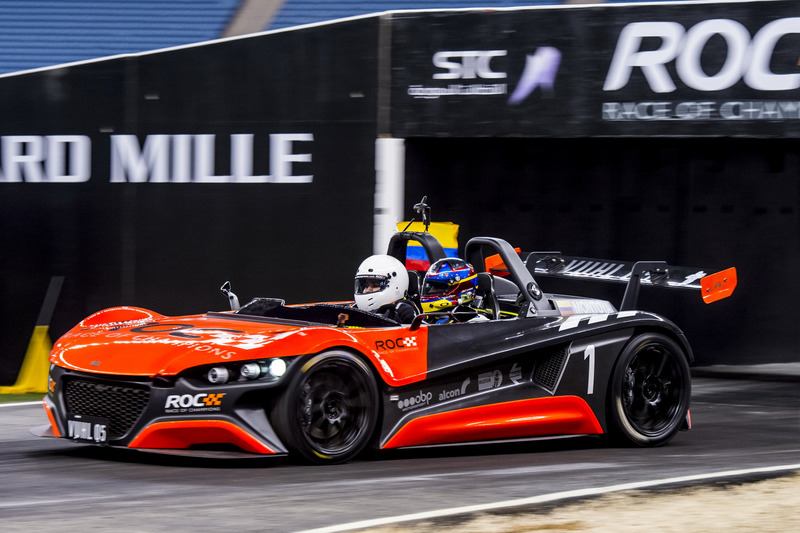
[33,215,736,464]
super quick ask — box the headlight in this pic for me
[203,359,287,384]
[268,358,287,378]
[207,367,230,384]
[240,363,262,380]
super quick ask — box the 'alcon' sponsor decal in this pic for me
[439,377,471,401]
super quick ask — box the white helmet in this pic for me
[354,255,409,311]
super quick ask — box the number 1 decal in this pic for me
[584,345,595,395]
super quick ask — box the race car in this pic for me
[33,211,736,464]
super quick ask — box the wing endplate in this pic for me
[700,267,737,304]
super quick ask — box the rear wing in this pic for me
[523,252,737,311]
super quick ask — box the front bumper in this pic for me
[40,365,289,455]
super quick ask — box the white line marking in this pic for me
[588,313,609,325]
[296,463,800,533]
[285,462,620,490]
[0,495,116,509]
[0,401,42,408]
[558,315,584,331]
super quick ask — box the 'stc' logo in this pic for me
[433,50,507,79]
[375,337,417,351]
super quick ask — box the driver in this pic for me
[420,257,488,322]
[354,255,419,324]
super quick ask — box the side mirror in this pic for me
[220,281,240,311]
[409,314,427,331]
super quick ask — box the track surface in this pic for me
[2,377,798,532]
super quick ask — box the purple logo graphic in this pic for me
[508,47,561,105]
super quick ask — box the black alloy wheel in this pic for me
[607,332,691,447]
[272,351,379,464]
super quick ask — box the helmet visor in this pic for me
[355,276,389,295]
[421,280,450,299]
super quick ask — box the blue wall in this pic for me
[0,0,240,74]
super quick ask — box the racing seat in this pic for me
[475,272,500,319]
[407,270,423,306]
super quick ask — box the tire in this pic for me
[271,351,379,464]
[607,332,691,447]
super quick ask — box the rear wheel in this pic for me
[607,333,690,447]
[271,351,379,464]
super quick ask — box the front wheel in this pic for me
[271,351,379,464]
[607,333,691,447]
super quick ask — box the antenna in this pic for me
[400,196,432,233]
[413,196,431,232]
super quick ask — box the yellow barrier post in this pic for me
[0,276,63,394]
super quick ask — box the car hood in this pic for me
[50,311,336,376]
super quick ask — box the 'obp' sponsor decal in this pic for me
[397,390,433,412]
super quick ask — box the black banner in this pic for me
[388,1,800,137]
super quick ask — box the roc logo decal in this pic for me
[375,337,417,351]
[164,393,226,413]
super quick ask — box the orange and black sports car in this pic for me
[33,225,736,464]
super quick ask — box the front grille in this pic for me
[533,346,568,391]
[64,379,150,439]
